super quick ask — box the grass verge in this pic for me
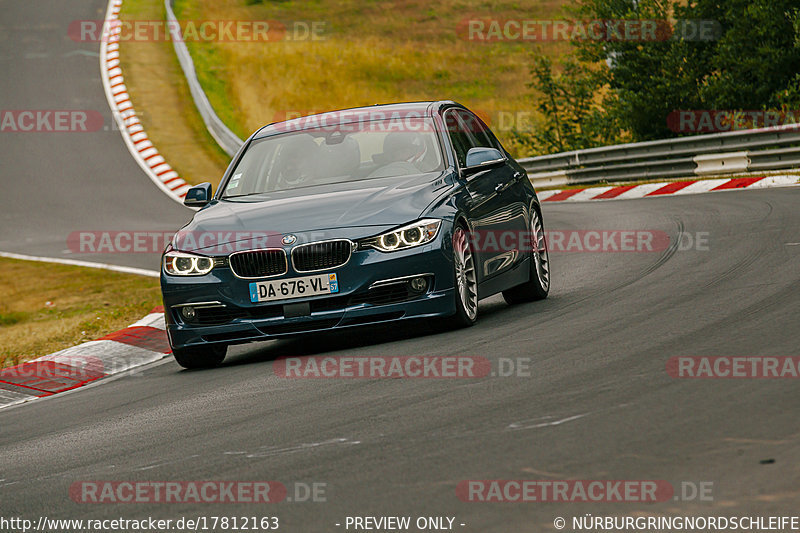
[0,258,162,369]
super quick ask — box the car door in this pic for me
[446,109,527,282]
[461,110,531,272]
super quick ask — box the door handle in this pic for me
[495,180,515,193]
[495,172,524,193]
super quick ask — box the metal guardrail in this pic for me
[517,123,800,187]
[165,0,244,157]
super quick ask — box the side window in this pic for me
[444,110,471,168]
[456,109,498,150]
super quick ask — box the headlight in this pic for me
[360,219,441,252]
[163,251,215,276]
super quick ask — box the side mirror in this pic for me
[464,147,505,174]
[184,182,213,208]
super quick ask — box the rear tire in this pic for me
[503,207,550,304]
[172,344,227,369]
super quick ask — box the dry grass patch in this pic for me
[175,0,571,157]
[0,258,162,368]
[119,0,230,187]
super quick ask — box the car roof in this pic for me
[253,101,460,139]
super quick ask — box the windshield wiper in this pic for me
[221,192,270,199]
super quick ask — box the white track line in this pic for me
[0,251,158,277]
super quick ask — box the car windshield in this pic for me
[221,116,444,198]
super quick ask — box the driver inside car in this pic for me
[368,131,428,178]
[276,134,320,188]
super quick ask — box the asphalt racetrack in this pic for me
[0,0,189,271]
[1,0,800,531]
[3,187,800,530]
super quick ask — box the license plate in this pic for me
[249,273,339,303]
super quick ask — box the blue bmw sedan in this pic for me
[161,101,549,368]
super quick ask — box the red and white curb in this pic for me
[0,307,170,410]
[100,0,193,205]
[537,175,799,203]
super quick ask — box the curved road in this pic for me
[2,1,800,531]
[3,188,800,530]
[0,0,189,271]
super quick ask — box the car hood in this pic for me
[176,172,453,253]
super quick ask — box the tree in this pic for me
[529,0,800,149]
[527,54,627,153]
[695,2,800,112]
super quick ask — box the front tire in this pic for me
[503,207,550,304]
[172,344,227,369]
[444,225,479,328]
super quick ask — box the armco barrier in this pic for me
[165,0,244,157]
[518,124,800,186]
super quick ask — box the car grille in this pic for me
[292,240,352,272]
[229,249,287,278]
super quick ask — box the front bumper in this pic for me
[161,235,456,350]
